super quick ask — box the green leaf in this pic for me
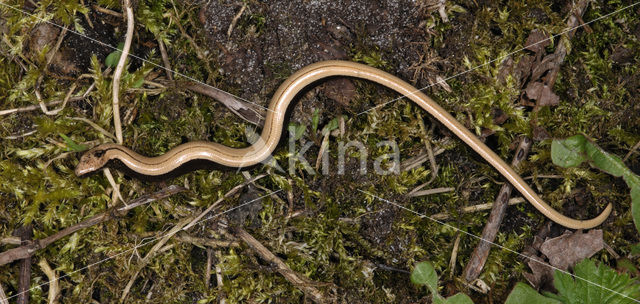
[584,141,626,177]
[60,133,88,152]
[551,134,587,168]
[132,76,145,88]
[631,186,640,234]
[321,117,340,136]
[105,42,125,68]
[443,293,475,304]
[505,283,561,304]
[311,109,320,133]
[552,259,640,304]
[411,261,438,293]
[288,123,306,141]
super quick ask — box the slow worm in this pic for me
[75,60,612,229]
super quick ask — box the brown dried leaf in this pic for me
[514,55,535,86]
[525,81,560,106]
[323,78,356,106]
[540,230,604,271]
[523,255,555,290]
[524,29,550,53]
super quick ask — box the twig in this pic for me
[68,117,117,141]
[215,251,226,304]
[16,225,32,304]
[175,233,239,248]
[233,227,328,303]
[449,233,461,279]
[4,130,37,140]
[205,248,213,288]
[463,137,531,282]
[1,236,21,245]
[103,168,125,206]
[0,70,104,117]
[416,112,439,184]
[407,187,454,198]
[121,216,193,302]
[92,4,123,17]
[227,3,247,38]
[0,282,8,304]
[170,80,265,125]
[113,0,135,144]
[38,258,59,304]
[430,197,525,220]
[623,139,640,162]
[34,26,69,115]
[157,39,173,80]
[0,185,186,266]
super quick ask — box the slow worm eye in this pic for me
[93,149,106,158]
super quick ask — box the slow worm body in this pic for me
[76,60,612,229]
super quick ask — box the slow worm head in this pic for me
[75,60,613,229]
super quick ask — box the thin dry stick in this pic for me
[205,248,213,288]
[157,39,173,80]
[0,283,7,304]
[233,227,328,304]
[227,3,247,38]
[113,0,135,144]
[0,185,186,267]
[92,4,123,17]
[408,187,454,198]
[69,117,117,141]
[38,259,59,304]
[430,197,525,220]
[16,224,32,304]
[215,251,226,304]
[175,233,239,248]
[176,80,265,125]
[416,112,439,184]
[34,26,69,115]
[121,216,193,302]
[0,70,106,117]
[449,233,462,279]
[463,137,532,282]
[623,139,640,162]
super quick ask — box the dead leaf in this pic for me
[540,230,604,271]
[532,125,550,141]
[514,55,535,87]
[524,29,550,54]
[435,75,452,92]
[322,78,356,106]
[523,255,555,291]
[525,81,559,106]
[530,53,560,82]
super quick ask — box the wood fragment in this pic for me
[0,282,8,304]
[176,80,265,126]
[430,197,525,220]
[463,137,531,282]
[16,225,32,304]
[233,227,329,303]
[38,258,59,304]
